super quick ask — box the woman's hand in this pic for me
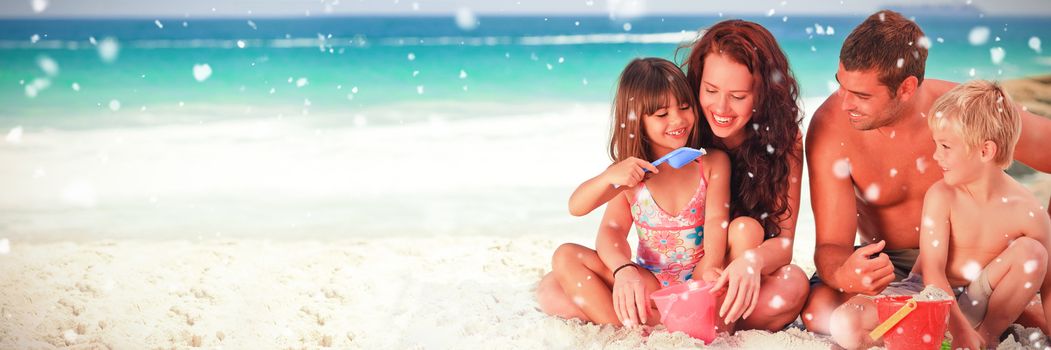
[612,265,649,327]
[711,250,763,324]
[602,157,658,188]
[701,267,724,284]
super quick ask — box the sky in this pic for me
[2,0,1050,18]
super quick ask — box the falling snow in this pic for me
[108,99,121,112]
[97,37,119,63]
[31,0,48,13]
[455,7,479,31]
[890,168,898,177]
[922,334,932,343]
[961,261,982,282]
[969,27,990,45]
[864,184,880,202]
[1026,260,1039,274]
[833,158,851,179]
[1030,37,1043,53]
[769,295,785,309]
[6,127,23,144]
[0,238,8,254]
[296,77,309,87]
[193,64,212,82]
[916,157,928,174]
[990,47,1006,65]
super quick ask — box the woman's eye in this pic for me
[705,89,716,94]
[731,95,745,100]
[679,104,690,110]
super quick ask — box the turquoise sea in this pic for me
[0,14,1049,240]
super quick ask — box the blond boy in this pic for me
[919,80,1051,349]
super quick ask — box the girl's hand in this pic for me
[603,157,658,188]
[701,267,724,284]
[712,250,762,324]
[612,265,649,327]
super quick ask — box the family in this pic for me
[534,10,1051,349]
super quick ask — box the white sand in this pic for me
[1,236,837,349]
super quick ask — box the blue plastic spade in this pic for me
[647,147,706,172]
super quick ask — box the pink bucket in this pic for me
[649,280,717,343]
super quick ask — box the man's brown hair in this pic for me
[841,10,928,96]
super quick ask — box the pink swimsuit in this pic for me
[627,163,707,287]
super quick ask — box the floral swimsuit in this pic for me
[627,162,707,287]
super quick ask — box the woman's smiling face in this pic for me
[699,51,755,148]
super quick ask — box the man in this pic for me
[801,10,1051,335]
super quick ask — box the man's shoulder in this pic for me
[805,96,847,150]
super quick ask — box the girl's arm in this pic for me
[755,133,804,274]
[596,191,648,326]
[694,150,732,280]
[569,157,658,217]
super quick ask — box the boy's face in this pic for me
[930,122,982,186]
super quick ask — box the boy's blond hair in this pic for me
[927,80,1020,169]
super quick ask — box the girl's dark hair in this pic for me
[682,20,802,238]
[610,57,712,162]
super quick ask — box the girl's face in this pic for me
[642,94,695,158]
[699,52,755,148]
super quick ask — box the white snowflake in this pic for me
[31,0,48,13]
[1030,37,1042,53]
[154,19,163,29]
[968,27,990,46]
[864,184,880,202]
[990,47,1006,65]
[193,64,212,82]
[916,157,928,174]
[296,77,308,87]
[97,37,120,63]
[922,334,932,343]
[833,158,851,179]
[108,99,121,111]
[961,261,982,282]
[455,7,479,31]
[416,85,424,94]
[459,69,468,79]
[769,295,785,309]
[6,126,23,144]
[896,58,904,68]
[1025,260,1039,274]
[890,168,898,177]
[37,56,58,76]
[0,238,9,254]
[237,40,246,48]
[932,240,939,248]
[407,52,416,61]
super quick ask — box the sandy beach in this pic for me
[2,236,1049,349]
[2,79,1050,349]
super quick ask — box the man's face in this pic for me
[835,63,905,130]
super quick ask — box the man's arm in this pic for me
[806,106,858,289]
[1014,109,1051,173]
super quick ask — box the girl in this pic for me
[535,57,733,329]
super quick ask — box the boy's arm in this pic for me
[918,184,975,339]
[694,150,731,280]
[568,158,657,217]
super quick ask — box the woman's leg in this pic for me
[725,216,810,331]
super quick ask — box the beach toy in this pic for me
[649,280,717,343]
[872,296,953,350]
[648,147,706,172]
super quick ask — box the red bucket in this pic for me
[874,296,953,350]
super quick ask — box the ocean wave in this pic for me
[0,31,699,50]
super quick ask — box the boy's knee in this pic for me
[552,243,587,269]
[1011,237,1048,266]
